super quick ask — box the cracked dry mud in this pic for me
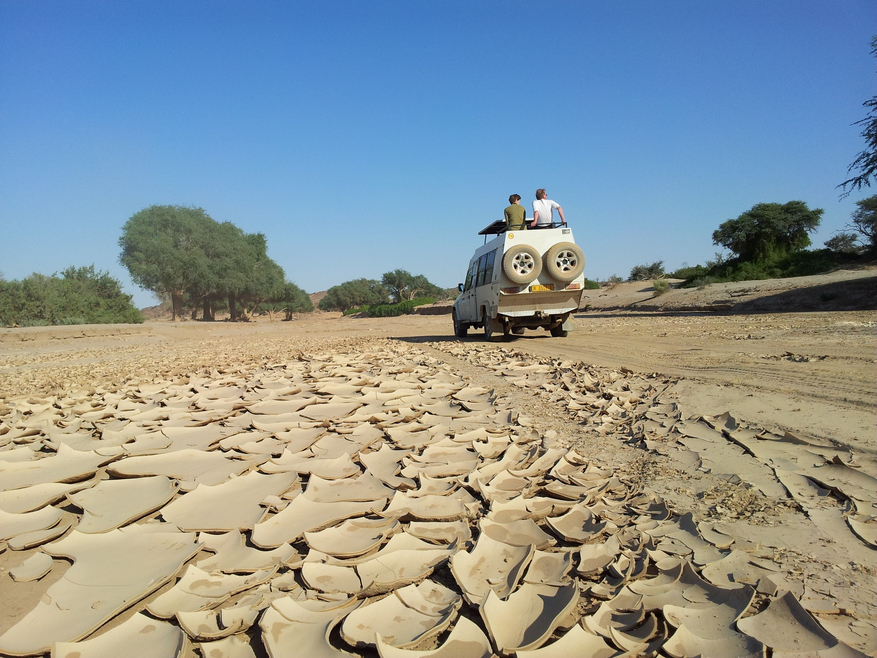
[0,309,874,658]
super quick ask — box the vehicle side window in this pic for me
[475,254,489,287]
[464,261,476,291]
[483,250,496,285]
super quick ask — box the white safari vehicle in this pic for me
[453,221,586,339]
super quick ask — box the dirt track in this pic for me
[0,289,875,655]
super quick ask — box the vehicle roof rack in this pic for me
[478,220,507,236]
[478,220,507,237]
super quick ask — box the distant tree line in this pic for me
[119,205,311,321]
[0,265,143,327]
[318,270,447,312]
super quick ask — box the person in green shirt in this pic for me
[504,194,526,230]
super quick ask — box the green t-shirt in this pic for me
[504,204,526,229]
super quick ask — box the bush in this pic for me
[669,265,708,280]
[652,280,670,295]
[676,249,860,288]
[343,306,369,316]
[629,261,665,281]
[0,266,143,327]
[584,279,600,290]
[366,297,436,318]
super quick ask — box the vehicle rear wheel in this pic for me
[550,325,568,337]
[482,308,493,341]
[544,242,585,282]
[452,309,468,338]
[512,326,525,335]
[502,244,542,285]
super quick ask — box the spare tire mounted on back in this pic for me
[544,242,585,282]
[502,244,542,285]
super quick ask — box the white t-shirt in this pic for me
[532,199,560,226]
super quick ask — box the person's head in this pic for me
[509,194,521,205]
[535,189,547,200]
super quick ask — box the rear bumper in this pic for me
[497,290,583,318]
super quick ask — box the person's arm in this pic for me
[531,209,539,227]
[557,205,566,225]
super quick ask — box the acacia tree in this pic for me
[119,206,216,320]
[839,36,877,197]
[712,201,823,262]
[381,269,444,302]
[240,252,286,318]
[119,206,290,321]
[277,282,313,320]
[849,194,877,253]
[319,279,389,312]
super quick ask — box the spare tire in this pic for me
[544,242,585,282]
[502,244,542,285]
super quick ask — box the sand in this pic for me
[0,269,874,657]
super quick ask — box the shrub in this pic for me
[652,279,670,295]
[629,261,665,281]
[0,266,143,327]
[670,265,708,280]
[584,279,600,290]
[343,306,369,316]
[366,297,436,318]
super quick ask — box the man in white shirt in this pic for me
[531,189,566,228]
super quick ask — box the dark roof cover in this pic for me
[478,220,507,236]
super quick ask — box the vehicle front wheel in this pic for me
[453,309,468,338]
[482,309,493,341]
[550,325,568,337]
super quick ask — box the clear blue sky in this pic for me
[1,1,874,308]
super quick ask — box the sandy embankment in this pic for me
[0,269,875,657]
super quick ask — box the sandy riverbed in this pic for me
[0,270,875,657]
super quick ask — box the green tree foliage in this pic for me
[0,265,143,327]
[712,201,823,262]
[119,205,291,320]
[381,270,444,303]
[277,282,313,320]
[824,233,863,255]
[119,206,214,320]
[848,194,877,253]
[628,261,664,281]
[319,279,389,312]
[839,37,877,197]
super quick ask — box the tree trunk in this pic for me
[202,296,214,321]
[244,298,262,319]
[228,294,237,321]
[171,292,183,321]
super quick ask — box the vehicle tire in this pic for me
[482,308,493,341]
[550,325,568,337]
[544,242,585,282]
[512,326,525,335]
[452,309,468,338]
[502,244,542,285]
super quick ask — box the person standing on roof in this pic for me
[531,189,566,229]
[504,194,526,230]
